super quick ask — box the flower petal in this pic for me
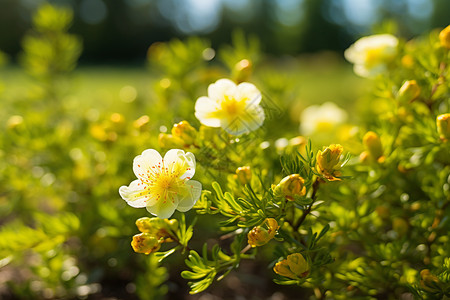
[221,104,265,135]
[133,149,163,182]
[177,180,202,212]
[163,149,196,180]
[237,82,262,106]
[207,79,236,102]
[119,179,157,208]
[146,200,177,219]
[195,96,221,127]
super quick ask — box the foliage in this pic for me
[2,2,450,300]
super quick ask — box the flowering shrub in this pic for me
[1,3,450,299]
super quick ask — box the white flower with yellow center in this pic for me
[195,79,265,135]
[119,149,202,218]
[300,102,347,135]
[344,34,398,78]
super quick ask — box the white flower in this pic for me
[300,102,347,135]
[195,79,265,135]
[119,149,202,218]
[344,34,398,78]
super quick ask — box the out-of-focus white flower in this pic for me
[195,79,265,135]
[119,149,202,218]
[275,138,289,153]
[300,102,347,135]
[344,34,398,78]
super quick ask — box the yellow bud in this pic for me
[133,115,150,130]
[273,253,309,279]
[160,78,171,89]
[420,269,440,292]
[439,25,450,49]
[131,233,161,254]
[7,115,24,129]
[287,253,310,276]
[110,113,124,124]
[136,217,175,239]
[158,133,184,148]
[171,120,197,146]
[236,166,252,185]
[316,144,343,181]
[90,124,108,141]
[437,113,450,141]
[410,202,421,211]
[233,59,253,83]
[401,55,414,68]
[397,80,420,103]
[359,151,369,163]
[289,136,306,147]
[273,260,296,278]
[363,131,384,161]
[136,217,164,233]
[273,174,306,201]
[289,136,307,155]
[248,227,270,247]
[247,218,279,247]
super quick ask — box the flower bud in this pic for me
[136,217,176,239]
[420,269,440,292]
[233,59,252,83]
[439,25,450,49]
[236,166,252,185]
[131,233,161,254]
[133,115,150,130]
[7,115,24,129]
[273,253,309,279]
[397,80,420,103]
[171,120,197,146]
[136,217,164,233]
[359,151,369,163]
[248,218,279,247]
[437,113,450,141]
[401,55,414,68]
[316,144,343,181]
[363,131,384,162]
[110,113,125,124]
[273,174,306,201]
[158,133,184,148]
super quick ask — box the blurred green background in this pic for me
[1,0,450,62]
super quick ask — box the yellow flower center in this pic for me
[220,95,247,118]
[138,159,191,204]
[365,48,384,68]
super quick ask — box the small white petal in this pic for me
[133,149,162,181]
[237,82,262,106]
[162,149,196,180]
[208,79,236,102]
[177,180,202,212]
[178,151,196,180]
[195,96,221,127]
[221,104,265,135]
[146,200,177,219]
[119,180,157,208]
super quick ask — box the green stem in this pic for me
[293,178,320,232]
